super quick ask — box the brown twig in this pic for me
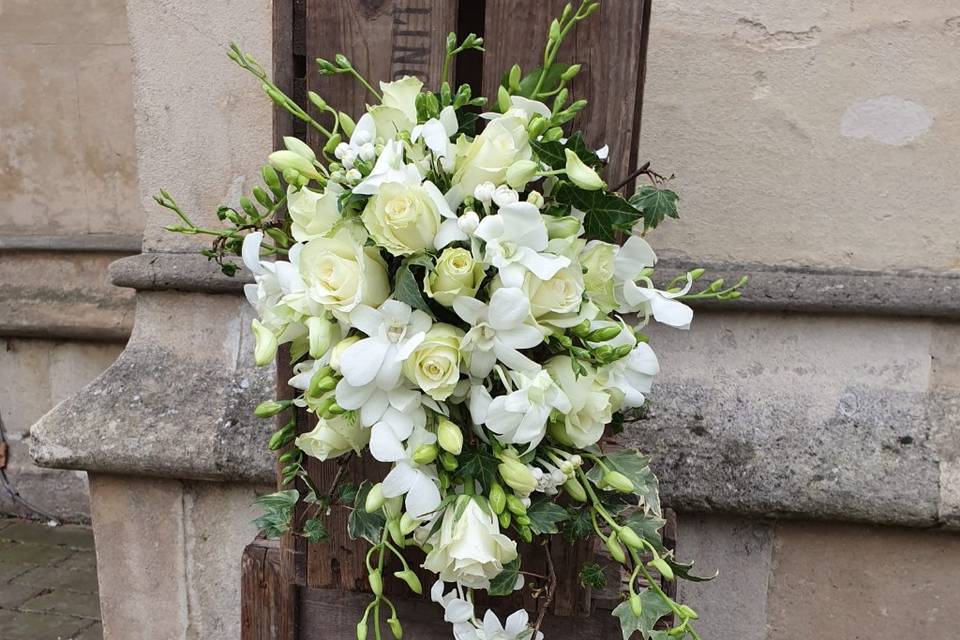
[533,542,558,636]
[610,161,673,194]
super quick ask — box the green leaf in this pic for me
[629,186,679,230]
[393,254,435,317]
[587,450,662,516]
[666,557,717,583]
[252,490,300,539]
[579,562,606,589]
[348,481,386,543]
[508,63,571,98]
[457,446,500,490]
[531,132,601,171]
[556,184,642,242]
[560,506,593,543]
[612,589,674,640]
[525,496,569,535]
[337,482,359,506]
[624,511,667,554]
[302,517,329,543]
[488,558,521,596]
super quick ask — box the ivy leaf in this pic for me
[624,511,667,554]
[579,562,606,589]
[666,557,718,583]
[531,132,601,170]
[337,482,359,506]
[612,589,674,640]
[526,496,569,535]
[457,446,500,490]
[302,517,329,544]
[587,450,662,516]
[556,184,642,242]
[488,558,521,596]
[629,185,679,230]
[252,489,299,539]
[393,254,435,317]
[348,481,386,543]
[560,506,593,543]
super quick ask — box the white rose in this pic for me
[362,182,442,256]
[524,264,584,320]
[367,75,424,138]
[579,240,618,313]
[546,356,613,448]
[287,185,341,242]
[425,248,486,307]
[453,111,532,194]
[295,415,370,461]
[403,324,464,401]
[422,497,518,589]
[299,227,390,313]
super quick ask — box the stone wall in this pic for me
[0,0,141,522]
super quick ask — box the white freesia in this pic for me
[453,288,543,378]
[614,235,694,329]
[474,201,570,287]
[479,609,543,640]
[422,497,518,589]
[431,581,480,640]
[485,369,570,448]
[353,140,423,195]
[601,341,660,409]
[242,232,306,351]
[381,424,442,518]
[546,356,614,448]
[412,105,458,172]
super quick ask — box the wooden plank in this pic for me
[482,0,652,194]
[242,539,298,640]
[298,587,622,639]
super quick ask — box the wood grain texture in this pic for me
[482,0,651,194]
[242,539,298,640]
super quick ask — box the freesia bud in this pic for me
[587,325,622,342]
[562,478,587,502]
[505,494,527,516]
[606,534,627,563]
[268,150,321,180]
[364,483,386,513]
[561,64,582,81]
[388,519,404,546]
[388,617,404,639]
[508,64,522,92]
[254,400,291,418]
[339,112,356,137]
[678,604,699,620]
[356,619,368,640]
[488,483,507,514]
[506,160,539,190]
[412,444,438,465]
[323,133,342,155]
[617,526,645,550]
[329,336,360,372]
[440,451,458,471]
[251,320,278,366]
[393,569,422,595]
[526,191,545,209]
[498,510,512,529]
[284,136,316,162]
[498,454,537,496]
[457,210,480,235]
[630,594,643,617]
[384,496,403,519]
[474,182,496,210]
[564,149,605,191]
[306,316,337,359]
[497,85,511,112]
[649,556,675,581]
[399,513,419,536]
[437,419,463,455]
[689,268,706,281]
[368,569,383,596]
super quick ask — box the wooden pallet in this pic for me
[244,1,659,637]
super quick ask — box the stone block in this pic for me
[20,589,103,620]
[0,542,73,566]
[0,522,95,550]
[767,520,960,639]
[16,564,100,594]
[0,608,91,640]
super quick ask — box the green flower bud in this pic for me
[254,400,291,418]
[437,419,464,455]
[587,325,622,342]
[543,215,582,239]
[527,115,549,138]
[440,451,458,472]
[497,85,511,112]
[328,403,346,415]
[617,526,645,550]
[603,471,635,493]
[498,449,537,496]
[393,569,423,595]
[268,422,295,450]
[368,569,383,596]
[563,478,588,502]
[519,525,533,543]
[307,91,327,110]
[498,510,512,529]
[323,133,342,155]
[612,344,633,359]
[606,534,627,563]
[399,513,419,536]
[506,160,540,190]
[505,494,527,516]
[488,483,507,514]
[508,64,522,92]
[388,616,403,639]
[677,604,698,620]
[384,496,403,520]
[412,444,438,466]
[515,514,531,526]
[560,64,582,82]
[649,556,674,581]
[689,268,706,281]
[564,149,605,190]
[630,593,643,617]
[339,112,356,137]
[549,18,561,41]
[571,319,591,337]
[364,483,386,513]
[387,519,405,547]
[356,619,368,640]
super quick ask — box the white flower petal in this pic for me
[487,288,530,331]
[381,462,417,497]
[349,305,384,337]
[406,471,441,518]
[434,219,468,250]
[369,422,407,462]
[340,338,390,386]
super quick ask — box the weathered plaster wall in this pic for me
[0,0,141,522]
[641,1,960,272]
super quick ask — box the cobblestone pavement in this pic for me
[0,517,101,639]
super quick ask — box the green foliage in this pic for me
[252,490,299,539]
[666,557,717,583]
[560,506,593,543]
[488,558,520,596]
[579,562,606,589]
[337,482,360,506]
[525,496,570,535]
[613,589,674,640]
[457,446,500,490]
[556,184,643,242]
[302,517,329,543]
[393,254,436,317]
[348,481,386,543]
[629,185,680,230]
[587,450,661,516]
[531,132,602,170]
[623,511,668,554]
[507,63,571,99]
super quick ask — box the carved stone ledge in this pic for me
[109,252,252,294]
